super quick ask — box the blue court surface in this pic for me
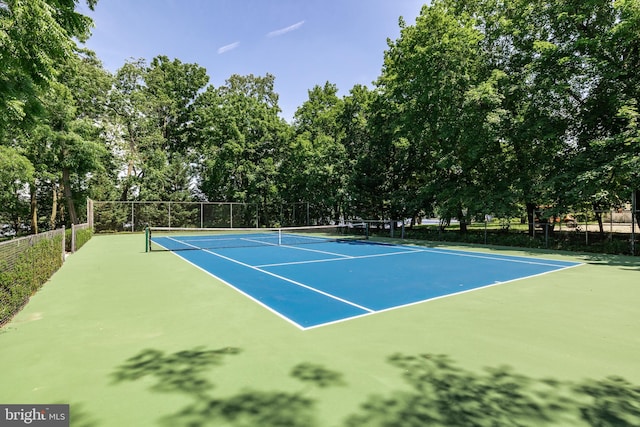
[152,235,582,329]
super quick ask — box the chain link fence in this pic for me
[361,208,639,256]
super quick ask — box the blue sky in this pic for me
[78,0,425,121]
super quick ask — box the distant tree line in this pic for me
[1,0,639,236]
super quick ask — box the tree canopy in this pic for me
[1,0,639,236]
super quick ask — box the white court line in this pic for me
[157,241,305,330]
[279,243,355,258]
[256,248,425,268]
[155,236,584,330]
[166,236,374,314]
[414,247,580,268]
[256,239,575,269]
[302,262,584,330]
[241,238,354,259]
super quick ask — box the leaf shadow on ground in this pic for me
[111,348,640,427]
[111,347,344,427]
[346,354,640,427]
[580,253,640,272]
[69,402,100,427]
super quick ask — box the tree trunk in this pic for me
[50,184,58,229]
[593,204,604,234]
[458,207,468,234]
[120,185,129,202]
[635,190,640,228]
[30,183,38,234]
[62,168,78,225]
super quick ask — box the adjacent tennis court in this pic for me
[149,227,582,329]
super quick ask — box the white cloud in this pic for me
[217,42,240,54]
[267,20,305,38]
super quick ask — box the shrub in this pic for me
[0,235,64,326]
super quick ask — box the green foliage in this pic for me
[2,0,639,256]
[64,227,93,252]
[282,82,348,222]
[0,0,96,133]
[0,145,34,225]
[383,224,636,255]
[195,73,289,225]
[0,234,64,325]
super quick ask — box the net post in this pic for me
[145,226,150,252]
[278,228,282,246]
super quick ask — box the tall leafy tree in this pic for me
[338,84,376,219]
[145,55,209,157]
[377,2,502,229]
[0,145,33,229]
[284,82,347,223]
[0,0,97,134]
[195,74,288,225]
[109,56,208,203]
[5,50,111,232]
[544,0,640,230]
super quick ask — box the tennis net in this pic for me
[146,224,369,252]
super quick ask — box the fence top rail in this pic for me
[92,200,256,206]
[0,228,65,248]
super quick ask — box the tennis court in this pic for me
[1,233,639,426]
[150,227,582,329]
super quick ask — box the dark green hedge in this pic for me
[371,227,636,256]
[0,235,64,326]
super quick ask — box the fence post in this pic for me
[585,212,588,246]
[484,216,488,245]
[632,191,637,256]
[61,226,66,262]
[87,198,94,229]
[71,223,76,253]
[545,223,549,249]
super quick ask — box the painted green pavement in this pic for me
[1,234,639,426]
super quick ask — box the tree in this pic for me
[29,79,107,226]
[0,0,97,134]
[377,2,501,230]
[545,0,640,231]
[195,74,288,226]
[283,82,347,223]
[0,145,33,230]
[108,56,208,204]
[145,55,209,157]
[338,84,376,219]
